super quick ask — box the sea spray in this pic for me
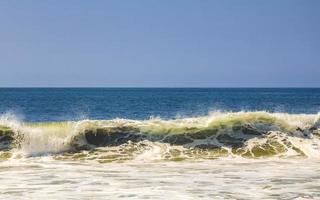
[0,111,320,161]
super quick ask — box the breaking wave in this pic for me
[1,111,320,161]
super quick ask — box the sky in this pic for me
[0,0,319,87]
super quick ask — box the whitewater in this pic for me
[0,111,319,199]
[1,111,320,159]
[1,88,320,199]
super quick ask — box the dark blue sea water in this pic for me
[0,88,319,122]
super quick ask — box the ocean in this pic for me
[0,88,320,199]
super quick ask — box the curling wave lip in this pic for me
[0,111,320,160]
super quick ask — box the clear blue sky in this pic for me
[0,0,319,87]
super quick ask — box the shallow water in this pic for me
[0,158,319,199]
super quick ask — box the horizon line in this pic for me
[0,86,319,89]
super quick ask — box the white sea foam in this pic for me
[0,111,319,158]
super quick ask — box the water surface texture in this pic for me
[1,88,319,122]
[0,88,320,199]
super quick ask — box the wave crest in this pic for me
[1,111,320,160]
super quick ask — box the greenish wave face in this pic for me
[1,111,320,161]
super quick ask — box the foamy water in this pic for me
[1,111,320,158]
[0,157,319,199]
[1,111,320,199]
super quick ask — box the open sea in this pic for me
[0,88,320,199]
